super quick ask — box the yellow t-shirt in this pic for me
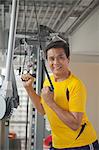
[41,73,97,148]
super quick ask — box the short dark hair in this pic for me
[44,40,70,59]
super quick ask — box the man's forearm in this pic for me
[25,86,45,115]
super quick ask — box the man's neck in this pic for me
[54,71,71,82]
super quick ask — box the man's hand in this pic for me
[21,73,34,89]
[41,86,54,106]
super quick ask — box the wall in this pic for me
[69,6,99,55]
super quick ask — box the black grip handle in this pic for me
[49,86,54,92]
[30,73,36,78]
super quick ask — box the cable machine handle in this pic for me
[42,60,54,92]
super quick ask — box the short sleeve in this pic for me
[69,80,86,112]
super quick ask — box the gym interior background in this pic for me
[0,0,99,150]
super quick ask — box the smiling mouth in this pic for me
[54,66,62,71]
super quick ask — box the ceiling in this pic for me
[0,0,99,37]
[0,0,99,68]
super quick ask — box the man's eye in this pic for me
[59,56,65,59]
[59,56,63,58]
[49,57,54,61]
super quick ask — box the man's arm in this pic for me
[21,74,45,115]
[49,102,83,130]
[41,86,83,130]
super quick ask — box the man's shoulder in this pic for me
[70,74,85,87]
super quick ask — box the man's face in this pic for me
[47,48,69,77]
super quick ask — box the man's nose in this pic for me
[54,58,59,64]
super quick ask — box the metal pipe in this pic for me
[0,1,19,150]
[34,47,44,150]
[5,0,17,81]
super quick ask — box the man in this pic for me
[21,40,99,150]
